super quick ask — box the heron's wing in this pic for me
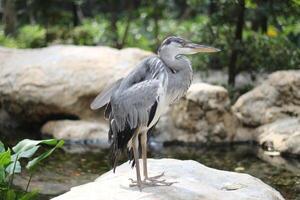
[108,56,168,170]
[110,56,168,130]
[90,78,123,110]
[111,79,163,132]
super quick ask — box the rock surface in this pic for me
[232,70,300,154]
[157,83,238,143]
[156,71,300,155]
[256,118,300,155]
[52,159,284,200]
[41,119,110,148]
[233,70,300,127]
[0,46,152,123]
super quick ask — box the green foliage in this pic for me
[71,19,108,45]
[0,0,299,86]
[0,28,18,48]
[17,25,46,48]
[0,139,64,200]
[241,32,300,71]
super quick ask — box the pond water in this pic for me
[1,130,300,200]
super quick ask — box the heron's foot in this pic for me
[129,174,176,190]
[146,172,165,181]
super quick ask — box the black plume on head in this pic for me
[158,36,186,53]
[161,36,186,46]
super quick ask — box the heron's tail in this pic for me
[108,117,137,172]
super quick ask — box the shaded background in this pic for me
[0,0,300,200]
[1,0,299,86]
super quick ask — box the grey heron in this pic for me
[90,36,220,190]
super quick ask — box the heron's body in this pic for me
[91,36,219,190]
[105,55,192,166]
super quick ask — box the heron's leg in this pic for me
[130,132,176,188]
[141,133,148,179]
[129,134,143,191]
[141,133,164,180]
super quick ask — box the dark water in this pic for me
[19,142,299,200]
[1,128,299,200]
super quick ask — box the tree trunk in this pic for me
[208,0,217,15]
[228,0,245,86]
[110,0,119,48]
[72,2,84,27]
[26,0,36,24]
[119,1,134,49]
[2,0,17,36]
[153,2,160,48]
[154,17,160,47]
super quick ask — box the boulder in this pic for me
[0,46,152,123]
[256,118,300,155]
[156,83,238,143]
[52,159,284,200]
[232,70,300,154]
[41,119,110,149]
[233,70,300,127]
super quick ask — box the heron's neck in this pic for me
[158,50,191,72]
[158,52,193,103]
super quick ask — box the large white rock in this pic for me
[0,46,152,123]
[52,159,284,200]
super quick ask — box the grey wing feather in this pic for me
[111,79,161,132]
[90,78,123,110]
[108,56,168,170]
[110,56,168,131]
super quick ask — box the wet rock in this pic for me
[0,46,152,123]
[41,120,109,149]
[233,70,300,127]
[52,159,284,200]
[256,118,300,155]
[156,83,238,143]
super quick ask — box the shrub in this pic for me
[0,139,64,200]
[71,19,107,45]
[0,27,18,48]
[17,25,46,48]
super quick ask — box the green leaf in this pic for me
[0,165,5,183]
[0,141,5,153]
[13,139,59,154]
[17,146,40,159]
[5,161,21,175]
[19,191,38,200]
[26,140,64,171]
[6,189,16,200]
[0,149,11,166]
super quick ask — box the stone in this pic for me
[0,46,152,123]
[156,83,238,143]
[233,70,300,127]
[256,118,300,155]
[41,119,110,149]
[232,70,300,154]
[52,159,284,200]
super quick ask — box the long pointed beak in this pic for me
[184,43,221,53]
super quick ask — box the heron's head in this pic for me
[158,36,220,58]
